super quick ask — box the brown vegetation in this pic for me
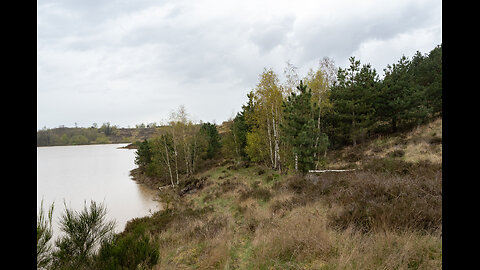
[125,119,442,269]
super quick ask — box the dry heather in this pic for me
[328,117,442,170]
[126,118,442,269]
[137,162,441,269]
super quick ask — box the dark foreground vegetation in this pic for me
[37,201,160,270]
[37,45,442,269]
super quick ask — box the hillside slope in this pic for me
[123,118,442,269]
[325,117,442,170]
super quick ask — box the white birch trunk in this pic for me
[182,130,191,176]
[272,104,280,172]
[171,127,179,185]
[266,118,274,168]
[163,136,174,187]
[308,169,355,173]
[315,95,322,169]
[191,133,197,174]
[295,153,298,172]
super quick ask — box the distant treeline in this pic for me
[135,44,441,182]
[36,122,162,146]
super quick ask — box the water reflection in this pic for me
[37,143,162,239]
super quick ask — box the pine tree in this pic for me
[330,57,377,146]
[281,80,318,174]
[377,55,416,132]
[134,139,152,170]
[199,122,221,159]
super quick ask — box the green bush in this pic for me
[95,133,111,144]
[95,225,159,270]
[69,134,89,145]
[239,181,272,202]
[37,200,55,269]
[51,201,116,269]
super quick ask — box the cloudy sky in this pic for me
[37,0,442,130]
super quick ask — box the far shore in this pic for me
[37,142,133,148]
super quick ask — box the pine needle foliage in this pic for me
[51,200,116,269]
[281,80,318,174]
[37,200,55,269]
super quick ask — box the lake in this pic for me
[37,143,162,239]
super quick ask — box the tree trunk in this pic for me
[163,136,174,187]
[295,153,298,172]
[232,127,240,165]
[392,116,397,133]
[314,98,322,169]
[191,133,197,174]
[182,130,191,177]
[171,128,179,185]
[272,103,281,172]
[352,111,356,146]
[267,118,274,168]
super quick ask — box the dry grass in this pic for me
[329,117,442,170]
[252,204,332,265]
[144,162,441,269]
[326,227,442,270]
[326,171,442,233]
[372,118,442,165]
[125,118,442,269]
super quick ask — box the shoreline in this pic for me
[37,142,131,148]
[129,167,164,190]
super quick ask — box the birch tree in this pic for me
[246,68,284,172]
[170,105,200,177]
[305,58,335,167]
[283,60,300,96]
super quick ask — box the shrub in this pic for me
[286,174,308,194]
[189,216,228,240]
[51,201,116,269]
[69,134,89,145]
[363,157,412,175]
[219,179,240,193]
[252,206,332,264]
[363,158,441,177]
[95,133,111,144]
[37,200,55,269]
[325,171,442,233]
[239,181,272,202]
[388,149,405,158]
[124,206,215,236]
[276,169,441,234]
[428,136,442,145]
[95,225,159,270]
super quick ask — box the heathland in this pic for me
[37,44,441,269]
[123,117,442,269]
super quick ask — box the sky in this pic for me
[37,0,442,130]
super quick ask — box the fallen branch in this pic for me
[308,169,356,173]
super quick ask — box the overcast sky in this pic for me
[37,0,442,130]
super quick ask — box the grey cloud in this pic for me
[37,0,441,129]
[249,15,296,53]
[297,1,441,69]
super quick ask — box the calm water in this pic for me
[37,143,162,239]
